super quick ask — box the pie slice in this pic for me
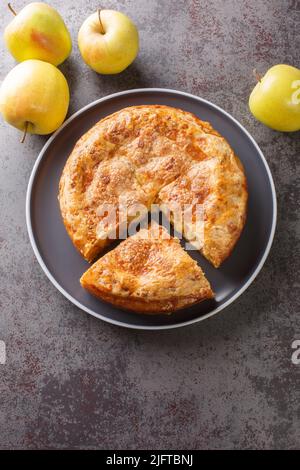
[80,224,214,314]
[59,155,152,262]
[158,154,247,268]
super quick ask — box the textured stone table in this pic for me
[0,0,299,450]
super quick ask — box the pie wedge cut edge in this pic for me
[80,224,214,314]
[59,105,247,267]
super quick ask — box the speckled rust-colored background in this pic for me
[0,0,299,450]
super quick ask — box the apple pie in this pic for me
[80,224,214,314]
[158,154,247,267]
[59,105,247,266]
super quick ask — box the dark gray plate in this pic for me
[26,88,277,330]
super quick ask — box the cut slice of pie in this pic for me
[59,154,152,262]
[80,223,214,314]
[158,154,247,268]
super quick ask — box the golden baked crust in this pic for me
[59,105,247,265]
[158,155,247,267]
[80,224,214,314]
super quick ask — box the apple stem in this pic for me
[97,9,105,34]
[253,68,262,83]
[20,122,28,144]
[8,3,17,15]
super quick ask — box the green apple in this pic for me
[78,10,139,74]
[4,2,72,66]
[0,60,69,138]
[249,64,300,132]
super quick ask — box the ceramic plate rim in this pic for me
[26,88,277,330]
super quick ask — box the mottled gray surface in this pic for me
[0,0,299,450]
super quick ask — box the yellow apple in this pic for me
[249,64,300,132]
[4,2,72,66]
[78,10,139,74]
[0,60,70,138]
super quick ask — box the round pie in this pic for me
[59,105,247,267]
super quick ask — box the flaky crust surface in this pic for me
[59,105,247,265]
[80,224,214,314]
